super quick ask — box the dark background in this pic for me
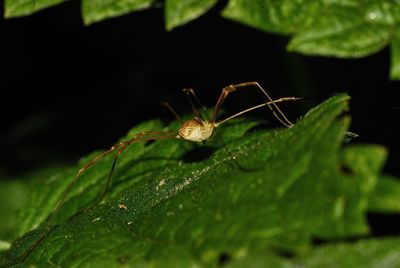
[0,1,399,234]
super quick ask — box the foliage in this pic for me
[1,94,399,267]
[226,237,400,268]
[4,0,400,79]
[3,0,66,17]
[81,0,155,25]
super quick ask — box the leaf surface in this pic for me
[222,0,319,34]
[4,0,400,79]
[222,0,400,79]
[165,0,218,30]
[4,0,66,18]
[82,0,155,25]
[390,35,400,80]
[369,175,400,213]
[226,237,400,268]
[3,94,397,267]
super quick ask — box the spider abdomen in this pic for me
[178,119,214,142]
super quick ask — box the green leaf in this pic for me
[295,237,400,268]
[0,181,29,242]
[223,1,399,58]
[4,0,66,18]
[4,1,400,80]
[369,175,400,213]
[2,94,394,266]
[227,237,400,268]
[222,0,319,35]
[165,0,218,31]
[390,36,400,80]
[222,1,400,78]
[287,2,397,58]
[82,0,155,25]
[0,167,66,241]
[0,167,66,263]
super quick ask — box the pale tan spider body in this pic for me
[178,118,215,142]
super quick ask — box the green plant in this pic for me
[4,0,400,79]
[1,94,399,267]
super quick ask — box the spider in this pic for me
[8,81,300,266]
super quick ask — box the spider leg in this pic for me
[90,131,178,207]
[183,88,209,120]
[14,131,178,265]
[161,101,183,123]
[212,81,296,128]
[6,144,123,265]
[215,97,302,126]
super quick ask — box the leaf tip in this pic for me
[343,144,388,175]
[3,0,17,18]
[286,41,296,52]
[82,17,96,26]
[389,65,400,80]
[165,21,177,32]
[3,7,21,19]
[81,6,98,26]
[327,93,351,108]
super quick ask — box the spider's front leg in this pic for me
[212,81,297,128]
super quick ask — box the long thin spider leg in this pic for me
[183,88,209,120]
[160,101,183,123]
[215,97,302,127]
[125,131,179,145]
[87,150,122,210]
[212,82,295,128]
[250,82,295,128]
[8,145,122,265]
[183,88,204,109]
[14,131,178,265]
[90,131,178,207]
[46,146,122,227]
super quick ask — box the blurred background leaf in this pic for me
[369,175,400,213]
[82,0,156,25]
[226,237,400,268]
[4,0,400,79]
[4,0,66,18]
[165,0,218,30]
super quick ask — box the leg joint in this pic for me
[183,88,194,95]
[223,85,235,93]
